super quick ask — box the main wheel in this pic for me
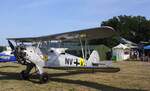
[20,70,30,80]
[39,73,49,84]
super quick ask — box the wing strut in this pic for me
[79,36,85,60]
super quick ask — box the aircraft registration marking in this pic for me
[65,58,81,66]
[65,58,74,65]
[79,58,85,66]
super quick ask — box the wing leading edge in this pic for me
[7,26,116,42]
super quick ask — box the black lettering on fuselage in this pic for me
[74,59,80,66]
[65,58,73,65]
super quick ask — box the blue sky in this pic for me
[0,0,150,45]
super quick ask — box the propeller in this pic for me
[8,40,27,65]
[8,40,15,51]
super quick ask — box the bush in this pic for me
[0,46,6,52]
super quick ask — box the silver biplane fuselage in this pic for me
[7,26,118,83]
[23,45,100,72]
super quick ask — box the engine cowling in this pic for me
[14,45,27,65]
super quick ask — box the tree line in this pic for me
[91,15,150,47]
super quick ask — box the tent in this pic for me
[0,53,16,62]
[144,45,150,50]
[112,43,130,61]
[0,46,16,62]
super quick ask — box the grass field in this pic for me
[0,61,150,91]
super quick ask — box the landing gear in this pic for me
[20,70,30,80]
[39,73,49,84]
[20,71,49,83]
[20,63,49,83]
[20,63,34,80]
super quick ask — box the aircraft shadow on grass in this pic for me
[0,65,19,68]
[0,70,146,91]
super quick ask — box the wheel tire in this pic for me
[20,70,29,80]
[39,73,49,84]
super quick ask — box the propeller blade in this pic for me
[8,40,15,50]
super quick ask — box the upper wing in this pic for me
[7,26,116,42]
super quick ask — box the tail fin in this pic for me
[87,50,113,67]
[88,50,100,63]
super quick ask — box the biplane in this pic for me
[7,26,119,83]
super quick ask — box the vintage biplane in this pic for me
[7,26,119,83]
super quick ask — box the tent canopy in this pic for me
[144,45,150,49]
[113,43,130,49]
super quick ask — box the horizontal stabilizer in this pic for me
[93,61,113,67]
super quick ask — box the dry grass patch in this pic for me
[0,61,150,91]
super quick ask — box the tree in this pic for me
[101,15,150,44]
[0,46,6,52]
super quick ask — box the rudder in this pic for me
[87,50,100,66]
